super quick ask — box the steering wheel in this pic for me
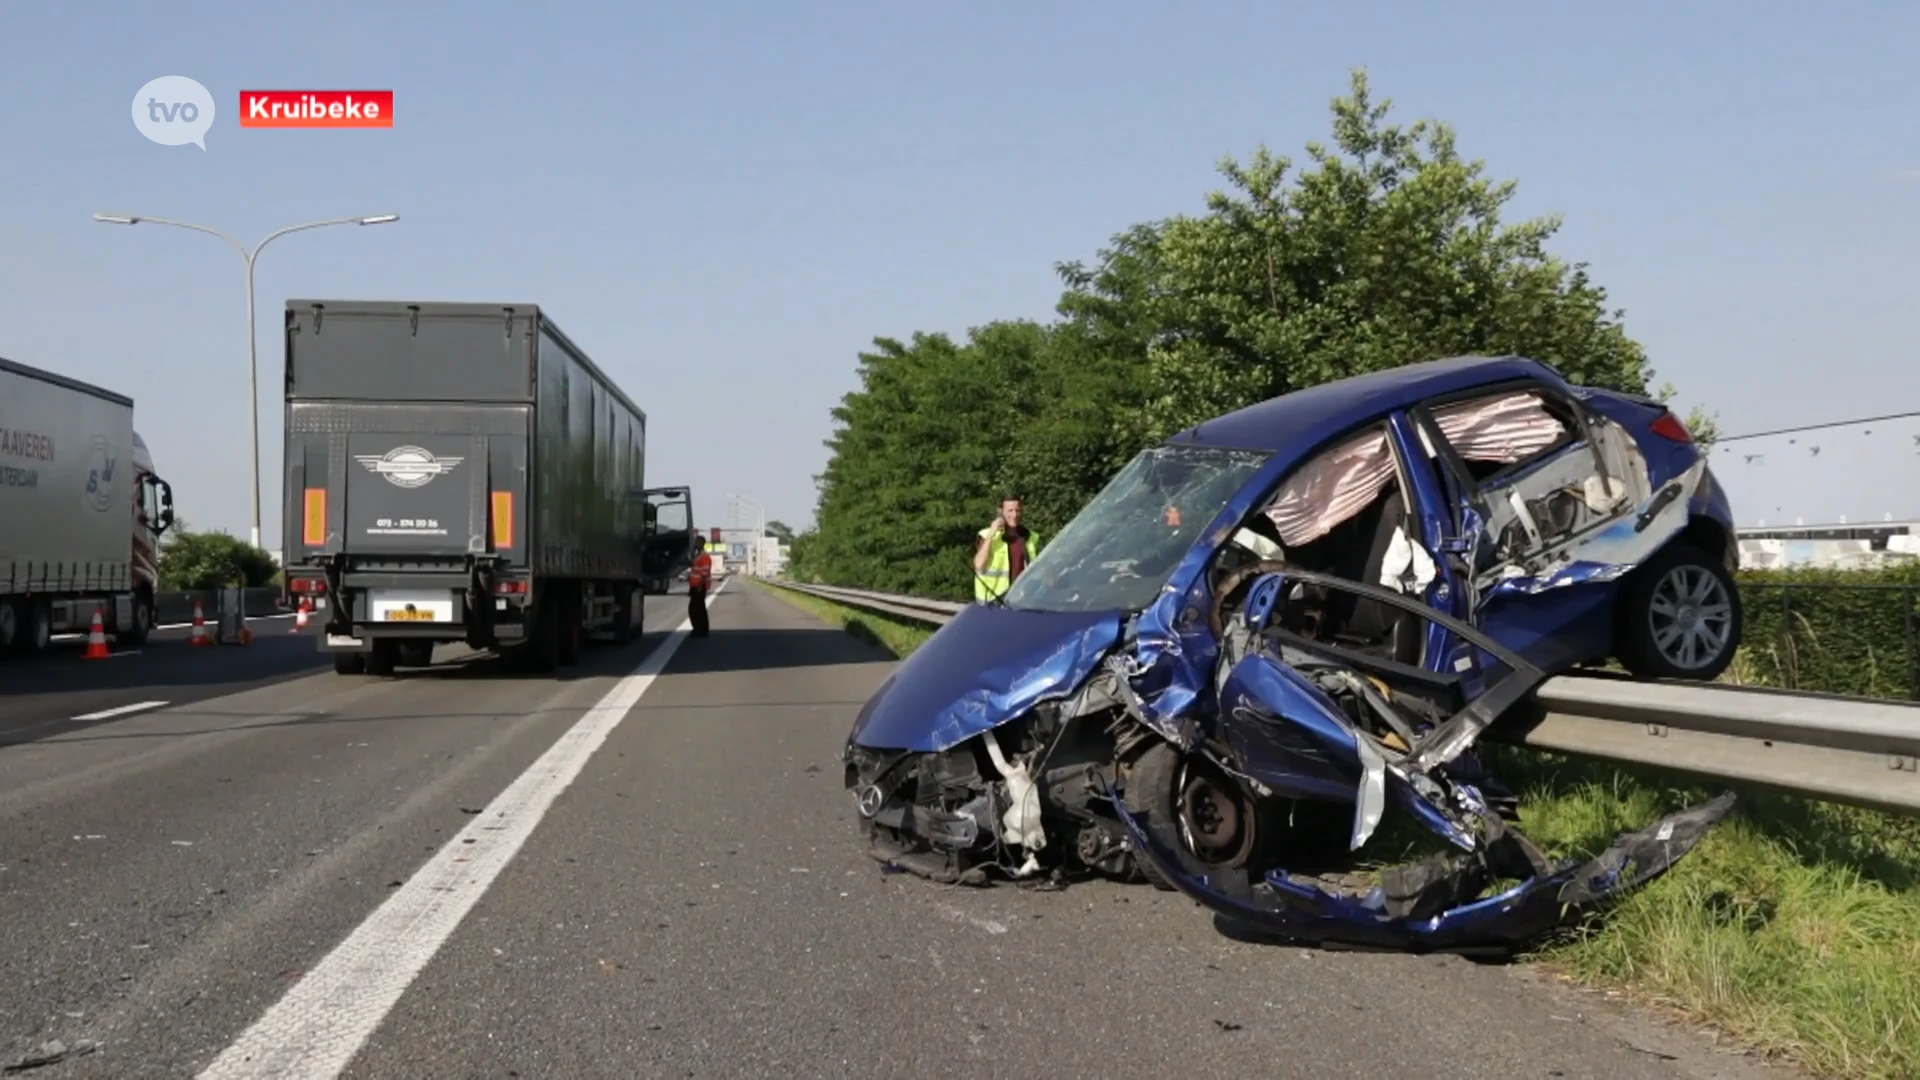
[1207,559,1292,640]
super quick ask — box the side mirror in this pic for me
[155,481,177,535]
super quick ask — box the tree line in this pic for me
[788,70,1717,601]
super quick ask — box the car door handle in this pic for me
[1634,482,1684,533]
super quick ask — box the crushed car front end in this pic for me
[842,442,1277,886]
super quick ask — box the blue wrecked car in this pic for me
[842,355,1742,951]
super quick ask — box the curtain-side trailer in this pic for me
[1,356,177,654]
[280,300,694,676]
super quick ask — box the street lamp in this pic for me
[728,493,768,576]
[93,211,401,550]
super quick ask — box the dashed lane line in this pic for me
[70,700,170,722]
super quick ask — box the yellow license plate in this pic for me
[384,609,436,622]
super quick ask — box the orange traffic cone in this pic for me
[84,607,110,659]
[293,596,311,632]
[190,598,210,646]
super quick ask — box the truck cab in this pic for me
[126,431,177,640]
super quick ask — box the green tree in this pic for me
[159,526,278,590]
[765,520,797,543]
[800,69,1719,595]
[1067,69,1662,447]
[798,324,1056,598]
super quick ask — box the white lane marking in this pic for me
[70,700,170,722]
[197,578,729,1080]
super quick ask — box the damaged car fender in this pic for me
[844,602,1126,754]
[1215,653,1372,805]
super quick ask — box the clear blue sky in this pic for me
[3,1,1915,546]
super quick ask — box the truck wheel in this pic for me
[334,652,367,675]
[559,619,582,666]
[116,597,153,647]
[365,640,398,677]
[522,599,560,674]
[21,601,51,654]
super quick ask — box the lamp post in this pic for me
[93,211,401,550]
[728,493,768,576]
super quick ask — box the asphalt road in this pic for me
[4,613,323,742]
[0,580,1795,1079]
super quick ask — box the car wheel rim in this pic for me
[1647,565,1733,670]
[1174,758,1257,867]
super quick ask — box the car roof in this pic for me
[1164,354,1562,455]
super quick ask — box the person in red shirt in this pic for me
[687,539,713,638]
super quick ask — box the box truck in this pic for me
[1,356,177,653]
[279,300,695,675]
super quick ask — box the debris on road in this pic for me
[5,1038,98,1073]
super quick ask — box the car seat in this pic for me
[1318,487,1423,665]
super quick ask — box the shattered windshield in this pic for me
[1002,444,1273,613]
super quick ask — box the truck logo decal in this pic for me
[355,445,465,489]
[84,435,119,513]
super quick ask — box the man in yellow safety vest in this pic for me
[972,495,1042,603]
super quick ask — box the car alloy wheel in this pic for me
[1646,563,1734,672]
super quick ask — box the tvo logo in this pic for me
[132,76,216,150]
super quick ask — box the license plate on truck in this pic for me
[367,589,455,623]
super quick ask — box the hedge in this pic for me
[1731,564,1920,701]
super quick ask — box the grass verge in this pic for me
[754,580,935,659]
[757,582,1920,1077]
[1493,742,1920,1079]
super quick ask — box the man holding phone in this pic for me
[972,495,1041,603]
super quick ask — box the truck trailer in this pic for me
[279,300,695,675]
[1,356,177,653]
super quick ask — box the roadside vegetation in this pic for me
[774,70,1920,1078]
[157,520,281,591]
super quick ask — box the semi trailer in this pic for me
[279,300,695,675]
[1,356,176,653]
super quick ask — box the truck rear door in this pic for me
[284,302,534,575]
[288,403,528,565]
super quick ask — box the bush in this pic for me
[1730,564,1920,700]
[158,526,280,591]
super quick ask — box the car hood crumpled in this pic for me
[846,602,1127,753]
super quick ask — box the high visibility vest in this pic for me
[974,526,1041,602]
[689,552,712,590]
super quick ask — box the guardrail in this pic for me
[765,578,1920,816]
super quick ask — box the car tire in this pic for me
[334,652,367,676]
[1123,741,1269,891]
[1615,542,1743,682]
